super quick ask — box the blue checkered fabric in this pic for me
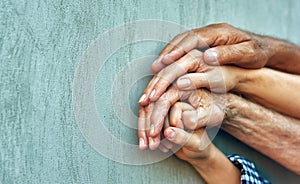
[227,154,271,184]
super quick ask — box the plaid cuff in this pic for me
[227,154,271,184]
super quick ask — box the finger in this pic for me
[161,139,173,150]
[144,104,160,150]
[164,127,208,151]
[150,58,167,74]
[149,87,183,137]
[182,98,225,130]
[182,110,208,130]
[159,32,188,57]
[182,89,212,130]
[149,134,160,150]
[177,68,227,93]
[159,144,169,153]
[161,32,200,65]
[151,24,234,74]
[169,102,194,128]
[138,77,160,106]
[138,108,148,150]
[151,32,188,74]
[176,73,209,90]
[161,114,173,150]
[149,49,203,102]
[149,86,196,137]
[204,41,266,68]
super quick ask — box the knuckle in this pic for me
[195,139,202,149]
[247,42,257,56]
[187,50,202,70]
[144,104,153,114]
[156,96,169,107]
[189,49,201,55]
[177,32,187,38]
[184,116,197,129]
[207,22,230,29]
[138,108,144,115]
[218,22,230,27]
[185,30,194,36]
[186,30,197,38]
[160,65,173,76]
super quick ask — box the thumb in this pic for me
[164,127,207,151]
[176,73,209,90]
[204,42,254,66]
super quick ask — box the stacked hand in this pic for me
[138,23,273,152]
[138,87,226,151]
[137,23,300,179]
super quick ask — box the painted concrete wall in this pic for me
[1,0,300,183]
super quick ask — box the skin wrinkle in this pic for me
[139,23,300,175]
[222,93,300,174]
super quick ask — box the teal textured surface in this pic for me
[1,0,300,183]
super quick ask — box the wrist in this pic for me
[229,67,251,93]
[187,144,218,167]
[263,36,282,66]
[263,35,300,67]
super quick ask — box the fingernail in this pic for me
[177,78,191,88]
[138,94,146,103]
[149,137,154,147]
[139,138,145,147]
[150,125,155,135]
[205,50,218,64]
[166,128,175,139]
[149,89,156,99]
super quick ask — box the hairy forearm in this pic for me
[223,93,300,175]
[234,67,300,119]
[261,35,300,74]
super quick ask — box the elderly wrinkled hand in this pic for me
[138,88,226,150]
[150,23,271,74]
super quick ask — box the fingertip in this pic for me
[204,49,219,65]
[150,117,164,137]
[176,77,191,89]
[164,127,188,146]
[139,138,148,151]
[164,127,176,140]
[149,89,163,102]
[151,57,165,74]
[169,119,177,127]
[159,145,169,153]
[162,48,184,64]
[149,85,168,102]
[150,67,157,74]
[162,140,173,149]
[139,144,148,151]
[138,94,148,105]
[138,98,150,106]
[149,137,160,150]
